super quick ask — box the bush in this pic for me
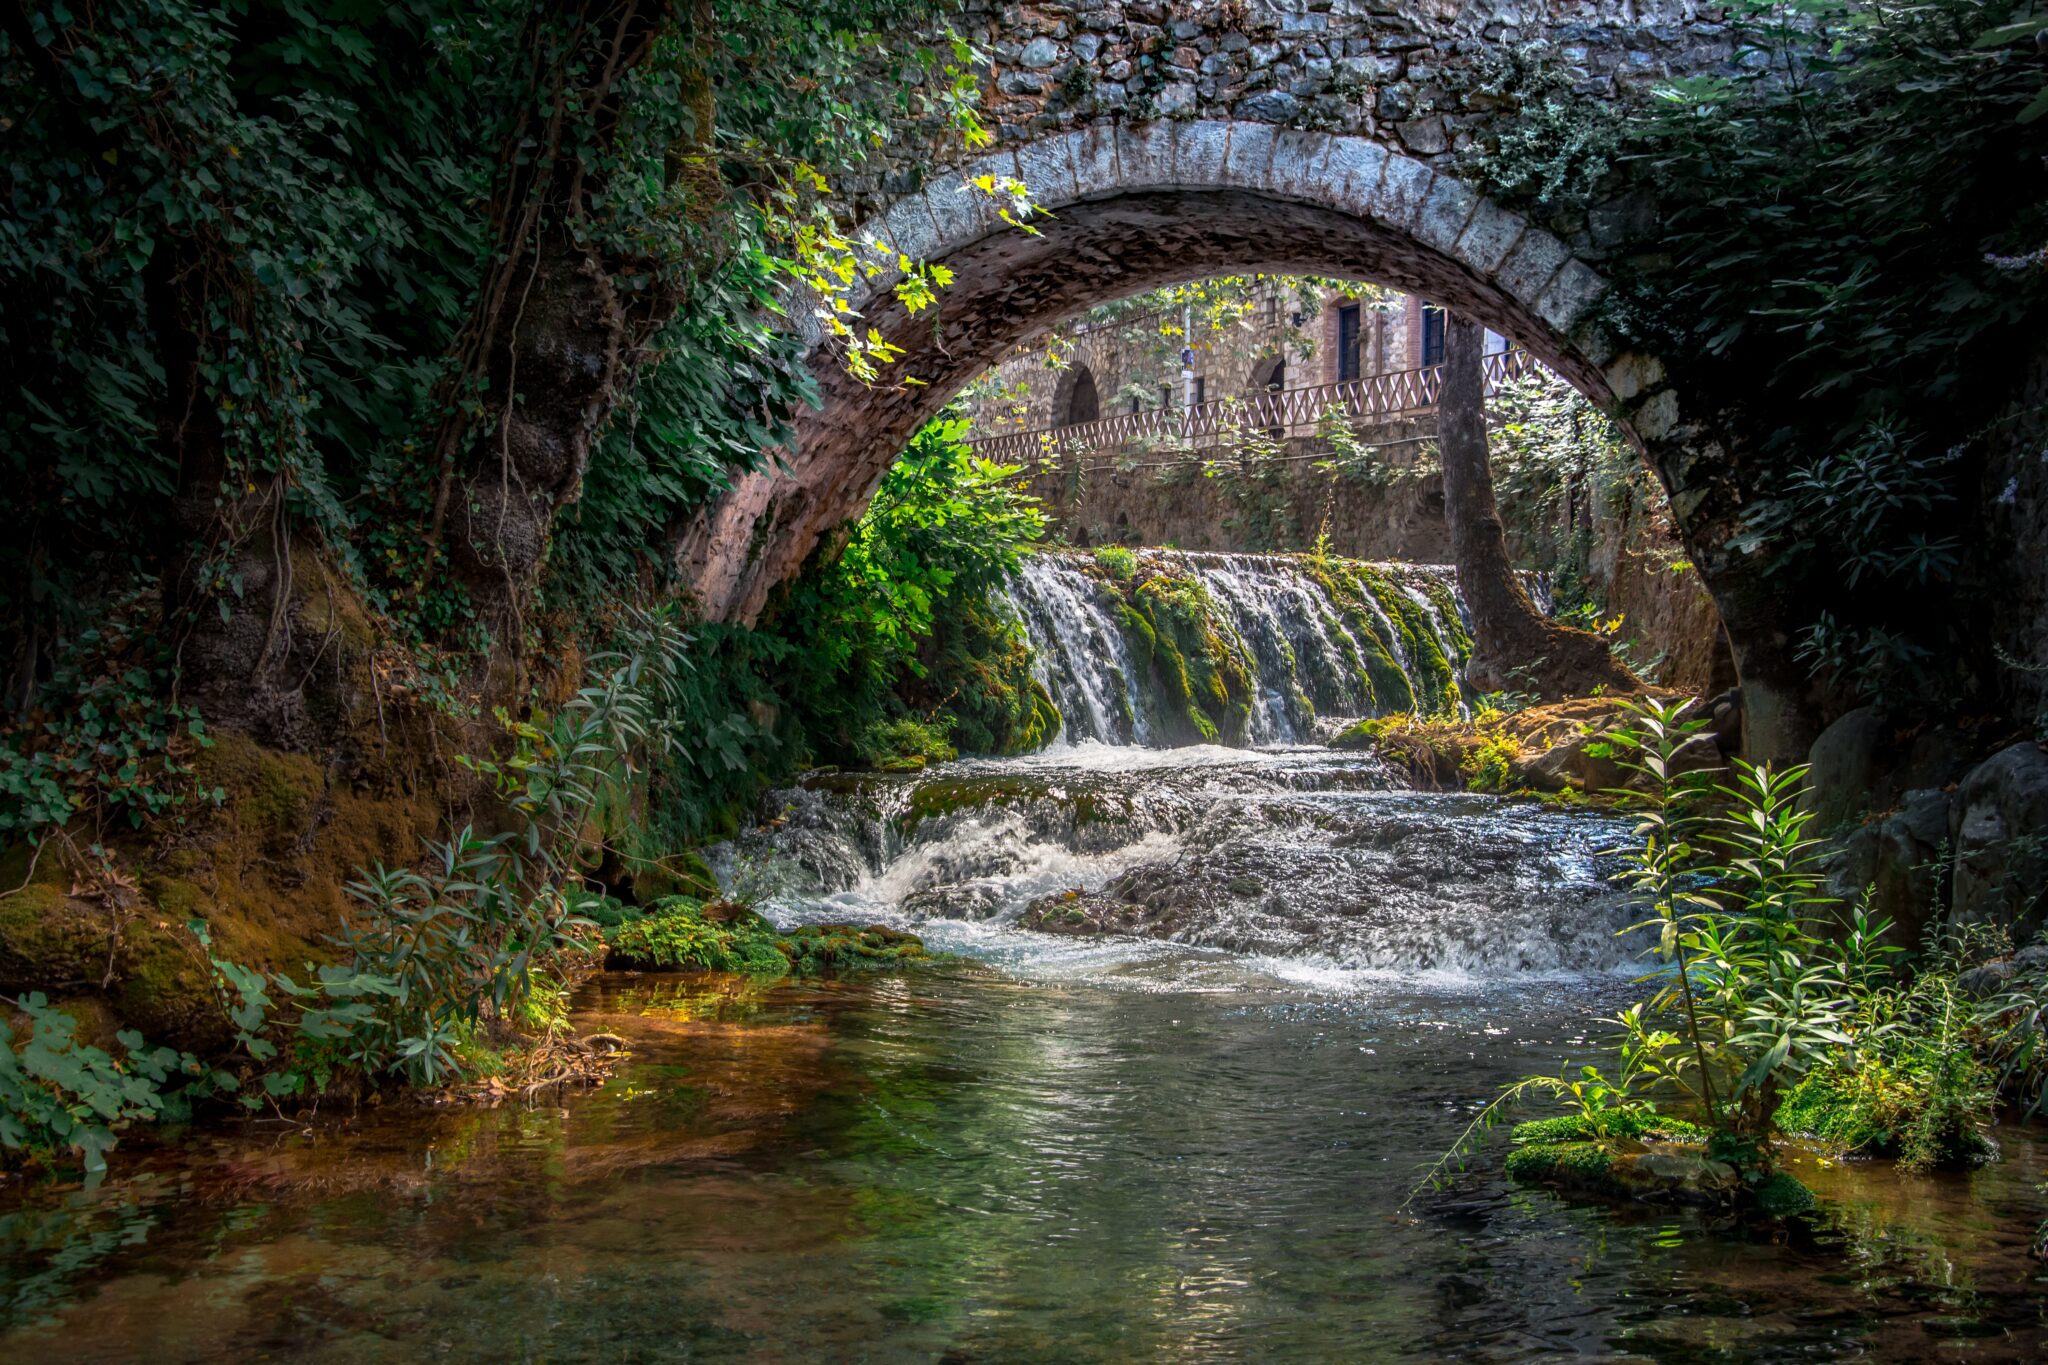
[1777,1054,1995,1172]
[605,898,791,974]
[1461,733,1522,793]
[1093,545,1136,580]
[855,716,958,771]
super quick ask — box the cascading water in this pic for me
[996,549,1513,747]
[722,549,1609,988]
[999,556,1157,745]
[721,745,1643,988]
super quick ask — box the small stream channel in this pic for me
[2,560,2045,1361]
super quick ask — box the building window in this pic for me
[1159,384,1172,409]
[1420,304,1446,367]
[1337,304,1362,382]
[1191,376,1206,406]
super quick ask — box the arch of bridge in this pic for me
[670,6,1810,759]
[678,119,1685,623]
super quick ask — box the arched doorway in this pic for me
[1260,357,1286,441]
[1055,365,1101,428]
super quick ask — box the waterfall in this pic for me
[997,550,1506,748]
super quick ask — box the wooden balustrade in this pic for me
[968,349,1541,464]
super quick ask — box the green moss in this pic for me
[603,897,926,977]
[907,599,1061,757]
[1330,717,1400,750]
[1504,1141,1615,1185]
[1754,1172,1817,1217]
[1509,1110,1709,1146]
[1777,1061,1996,1171]
[778,922,928,974]
[143,877,203,922]
[0,883,101,985]
[1125,571,1253,745]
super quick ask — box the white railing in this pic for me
[969,349,1541,463]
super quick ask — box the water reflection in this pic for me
[1,966,2041,1362]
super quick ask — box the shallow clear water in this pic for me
[3,747,2045,1362]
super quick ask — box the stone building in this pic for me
[963,284,1508,443]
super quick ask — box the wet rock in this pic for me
[1019,888,1185,937]
[1950,741,2048,937]
[1827,785,1954,944]
[900,885,1005,921]
[1957,958,2018,997]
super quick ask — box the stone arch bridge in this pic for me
[673,3,1800,751]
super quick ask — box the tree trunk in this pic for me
[1438,313,1642,701]
[434,0,703,694]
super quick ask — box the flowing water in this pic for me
[2,565,2044,1361]
[999,551,1533,744]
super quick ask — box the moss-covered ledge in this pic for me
[1503,1113,1817,1217]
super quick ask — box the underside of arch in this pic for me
[677,183,1619,619]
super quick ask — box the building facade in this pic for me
[962,285,1507,450]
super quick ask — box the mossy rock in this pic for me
[1330,717,1399,751]
[1508,1140,1740,1208]
[603,899,926,977]
[1504,1140,1616,1186]
[1508,1110,1709,1146]
[778,923,928,974]
[1507,1130,1814,1218]
[1776,1065,1997,1170]
[1754,1172,1817,1217]
[0,882,230,1052]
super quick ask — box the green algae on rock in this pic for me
[603,897,926,976]
[1503,1113,1818,1216]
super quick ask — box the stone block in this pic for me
[1495,230,1571,309]
[1631,387,1680,442]
[1013,132,1081,204]
[1072,123,1120,200]
[1220,120,1278,188]
[1454,199,1526,275]
[1533,257,1609,334]
[1170,120,1231,187]
[1262,129,1331,201]
[1114,121,1175,189]
[874,194,941,265]
[928,152,1019,248]
[1412,175,1480,254]
[1370,152,1434,229]
[1602,351,1665,404]
[1320,136,1389,213]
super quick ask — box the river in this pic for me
[2,740,2044,1361]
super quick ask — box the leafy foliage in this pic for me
[1438,699,2001,1197]
[602,896,927,974]
[1468,0,2048,709]
[0,995,207,1174]
[1,0,1009,812]
[771,412,1049,762]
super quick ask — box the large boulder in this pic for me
[1950,741,2048,938]
[1805,706,1890,832]
[1828,786,1954,946]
